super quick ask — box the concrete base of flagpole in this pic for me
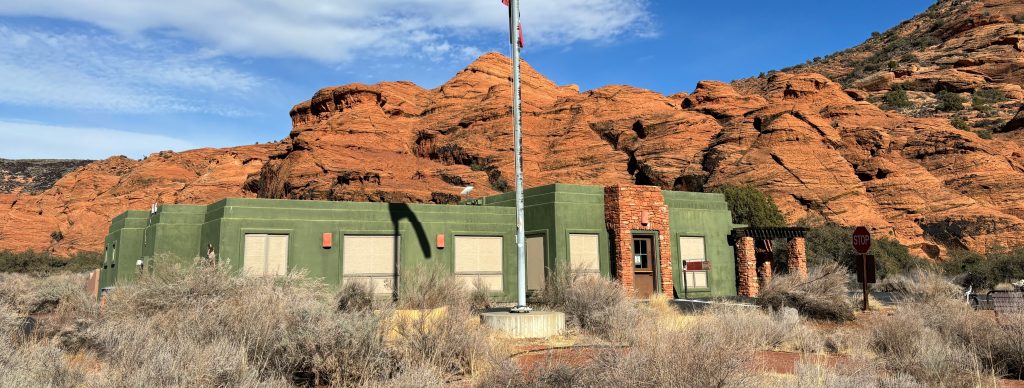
[480,310,565,339]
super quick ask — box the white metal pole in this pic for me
[509,0,530,313]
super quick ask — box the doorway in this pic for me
[632,236,656,297]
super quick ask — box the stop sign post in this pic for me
[852,227,871,311]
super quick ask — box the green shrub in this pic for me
[974,118,1006,129]
[801,222,924,278]
[710,185,786,227]
[0,250,102,274]
[936,90,966,112]
[976,129,993,140]
[883,86,913,110]
[950,116,969,131]
[943,247,1024,289]
[972,88,1006,113]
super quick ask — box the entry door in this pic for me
[632,236,656,298]
[526,235,545,291]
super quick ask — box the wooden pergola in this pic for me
[732,227,809,297]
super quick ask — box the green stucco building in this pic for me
[99,183,742,300]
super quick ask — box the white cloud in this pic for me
[0,120,196,159]
[0,0,654,63]
[0,25,261,115]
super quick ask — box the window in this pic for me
[454,236,503,292]
[569,234,600,275]
[243,234,289,276]
[679,236,708,288]
[343,235,398,294]
[633,238,651,270]
[526,236,545,291]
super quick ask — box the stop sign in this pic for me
[852,226,871,254]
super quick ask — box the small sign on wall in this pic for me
[685,261,710,271]
[322,233,332,249]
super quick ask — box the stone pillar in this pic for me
[787,237,808,280]
[604,185,674,298]
[736,236,758,297]
[758,260,773,289]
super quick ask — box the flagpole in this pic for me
[509,0,530,313]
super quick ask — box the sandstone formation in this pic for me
[737,0,1024,137]
[0,146,279,255]
[243,53,1024,258]
[2,0,1023,259]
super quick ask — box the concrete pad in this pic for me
[480,310,566,339]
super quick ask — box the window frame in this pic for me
[678,235,710,290]
[341,234,400,295]
[453,235,505,292]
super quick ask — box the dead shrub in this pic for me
[0,258,503,386]
[0,272,93,315]
[392,305,494,378]
[396,263,468,310]
[996,313,1024,379]
[702,304,822,353]
[337,280,375,312]
[758,261,855,322]
[469,276,492,310]
[0,337,86,387]
[874,269,961,303]
[869,310,991,387]
[542,266,638,340]
[578,313,758,387]
[778,358,885,388]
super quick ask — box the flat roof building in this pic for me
[99,183,754,300]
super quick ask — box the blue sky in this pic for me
[0,0,934,160]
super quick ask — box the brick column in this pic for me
[604,185,674,298]
[736,236,758,297]
[787,237,808,280]
[758,260,773,289]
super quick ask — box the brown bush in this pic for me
[396,263,469,310]
[758,261,855,322]
[869,308,993,387]
[336,280,375,312]
[573,304,764,387]
[0,337,87,387]
[541,266,639,340]
[780,359,885,388]
[996,314,1024,379]
[874,269,962,303]
[52,259,497,386]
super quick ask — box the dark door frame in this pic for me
[629,230,661,295]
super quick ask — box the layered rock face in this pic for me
[3,0,1024,258]
[737,0,1024,135]
[0,145,279,255]
[249,53,1024,258]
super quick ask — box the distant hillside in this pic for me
[0,159,93,194]
[735,0,1024,136]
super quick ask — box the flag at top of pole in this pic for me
[503,0,530,313]
[501,0,524,48]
